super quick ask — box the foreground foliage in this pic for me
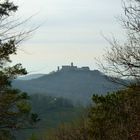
[88,86,140,140]
[0,0,39,139]
[42,117,90,140]
[41,86,140,140]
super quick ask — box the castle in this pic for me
[57,62,90,72]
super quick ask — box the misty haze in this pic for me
[0,0,140,140]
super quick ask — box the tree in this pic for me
[95,1,140,138]
[0,0,39,139]
[92,1,140,139]
[100,0,140,85]
[88,86,140,140]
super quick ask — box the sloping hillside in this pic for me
[17,74,44,80]
[13,70,121,105]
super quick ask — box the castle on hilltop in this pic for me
[57,62,90,72]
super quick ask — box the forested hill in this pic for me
[13,69,121,105]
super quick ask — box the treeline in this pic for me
[31,94,74,114]
[30,94,84,130]
[16,94,85,140]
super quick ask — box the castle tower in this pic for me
[57,66,60,71]
[71,62,74,67]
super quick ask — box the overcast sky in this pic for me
[11,0,125,74]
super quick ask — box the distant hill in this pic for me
[13,68,122,105]
[17,74,45,80]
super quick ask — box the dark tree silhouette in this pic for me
[100,0,140,85]
[0,0,39,139]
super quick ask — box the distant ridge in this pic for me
[17,74,45,80]
[13,63,122,105]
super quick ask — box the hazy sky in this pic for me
[11,0,125,74]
